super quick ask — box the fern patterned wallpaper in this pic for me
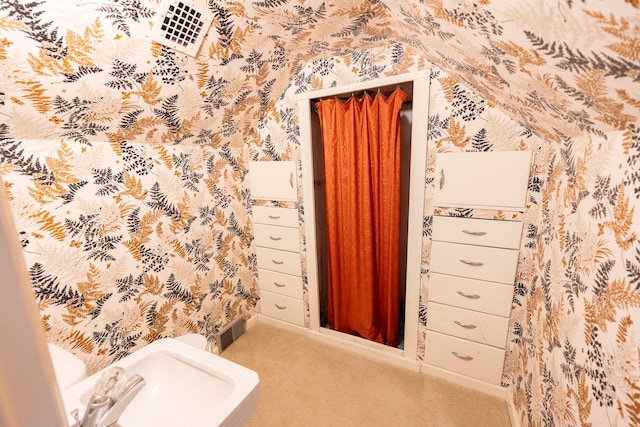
[0,1,639,426]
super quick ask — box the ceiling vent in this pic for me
[150,0,213,57]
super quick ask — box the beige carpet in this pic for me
[221,321,511,427]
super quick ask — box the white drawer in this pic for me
[429,273,514,317]
[432,216,523,249]
[430,241,519,284]
[260,290,304,326]
[253,206,298,227]
[426,302,509,348]
[258,269,303,299]
[256,247,302,276]
[254,224,300,252]
[425,331,506,385]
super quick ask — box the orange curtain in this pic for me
[316,88,407,347]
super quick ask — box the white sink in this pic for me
[62,338,259,427]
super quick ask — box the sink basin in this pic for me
[61,338,259,427]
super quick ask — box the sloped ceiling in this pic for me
[248,0,639,142]
[1,0,637,146]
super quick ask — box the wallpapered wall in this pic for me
[0,1,639,426]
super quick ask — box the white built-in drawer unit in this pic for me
[425,331,507,385]
[429,273,514,317]
[254,224,300,252]
[252,204,304,327]
[426,151,530,386]
[432,216,523,249]
[256,247,302,276]
[253,206,298,227]
[260,290,304,326]
[426,302,510,348]
[430,241,519,284]
[258,269,303,300]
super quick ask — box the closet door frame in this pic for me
[297,70,430,362]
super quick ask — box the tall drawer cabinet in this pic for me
[425,150,531,386]
[254,207,304,327]
[250,161,304,327]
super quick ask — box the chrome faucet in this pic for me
[71,367,145,427]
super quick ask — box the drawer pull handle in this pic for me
[274,282,286,288]
[454,320,477,329]
[275,304,287,310]
[451,352,474,361]
[457,291,481,299]
[462,230,487,236]
[460,259,484,267]
[272,260,284,265]
[290,173,294,189]
[268,215,281,220]
[439,169,445,190]
[269,236,282,241]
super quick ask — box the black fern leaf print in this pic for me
[281,4,327,35]
[203,76,230,115]
[624,124,640,198]
[116,273,143,303]
[145,301,158,327]
[53,96,108,144]
[139,244,169,272]
[120,141,154,175]
[448,3,503,37]
[235,281,255,304]
[261,135,283,161]
[626,246,640,291]
[65,213,100,242]
[210,2,235,50]
[452,85,486,121]
[252,0,290,7]
[107,59,147,91]
[258,79,276,112]
[60,180,89,204]
[471,128,492,151]
[98,0,154,37]
[154,95,182,134]
[127,207,141,234]
[152,46,188,85]
[164,274,194,303]
[92,167,124,196]
[62,65,104,83]
[241,49,267,75]
[88,293,113,320]
[84,234,123,262]
[185,239,213,272]
[586,327,617,407]
[593,259,616,297]
[331,9,375,38]
[0,1,63,49]
[119,109,145,130]
[147,182,180,221]
[29,263,82,306]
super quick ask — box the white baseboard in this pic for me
[305,328,421,372]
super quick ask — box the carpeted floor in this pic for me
[220,320,511,427]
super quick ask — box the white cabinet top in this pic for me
[249,161,297,202]
[432,151,532,211]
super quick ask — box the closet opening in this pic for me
[298,71,429,362]
[309,83,413,350]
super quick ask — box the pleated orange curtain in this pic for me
[316,88,407,347]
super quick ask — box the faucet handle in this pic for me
[96,374,146,427]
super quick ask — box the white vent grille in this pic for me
[150,0,213,57]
